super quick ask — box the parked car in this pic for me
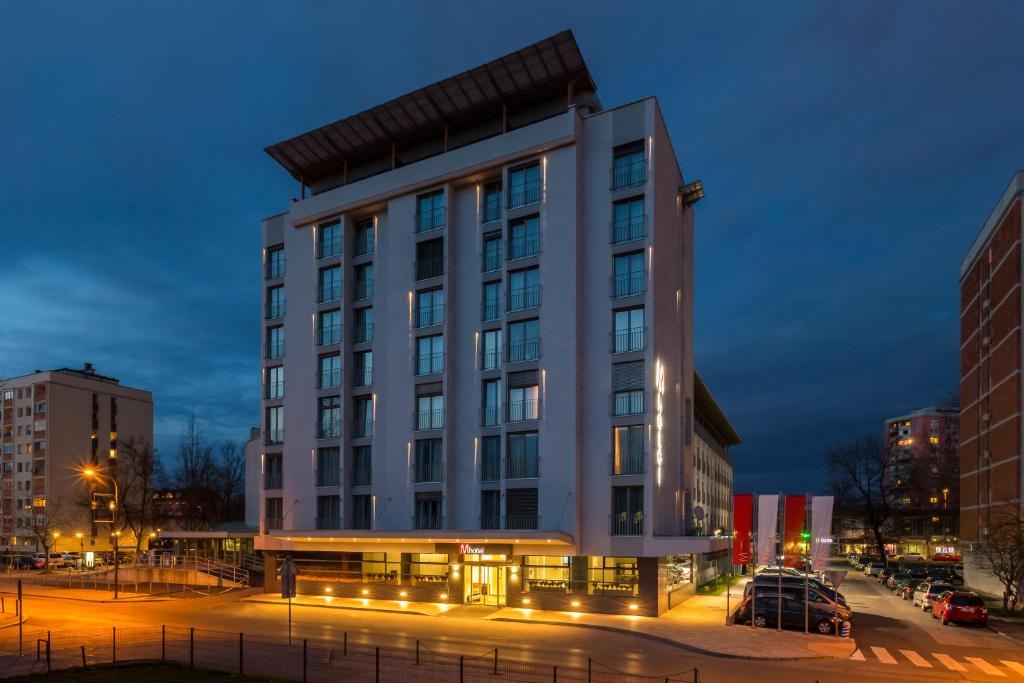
[745,581,851,618]
[864,562,885,576]
[927,567,964,586]
[31,553,69,569]
[893,552,924,562]
[901,581,922,600]
[748,575,848,606]
[886,571,913,590]
[912,582,956,611]
[735,594,851,636]
[10,555,42,570]
[854,555,876,569]
[931,591,989,626]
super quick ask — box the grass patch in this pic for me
[6,662,284,682]
[697,575,745,596]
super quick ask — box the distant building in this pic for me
[959,171,1024,595]
[0,363,152,552]
[883,407,960,557]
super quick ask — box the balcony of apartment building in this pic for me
[413,493,443,530]
[264,339,285,361]
[264,299,285,321]
[506,398,540,424]
[506,285,540,313]
[507,338,540,365]
[353,319,374,345]
[482,245,503,273]
[612,390,645,417]
[503,513,539,530]
[610,147,647,190]
[611,486,644,536]
[263,470,283,491]
[353,274,374,302]
[610,211,646,245]
[415,351,445,377]
[414,303,445,330]
[416,206,447,234]
[264,428,284,447]
[317,281,342,305]
[611,326,646,354]
[610,271,647,299]
[481,297,504,322]
[507,168,541,210]
[507,232,540,261]
[352,364,373,389]
[413,454,443,484]
[415,407,445,432]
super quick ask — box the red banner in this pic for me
[732,494,753,565]
[783,494,806,568]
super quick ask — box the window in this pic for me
[612,252,645,298]
[316,495,341,529]
[265,326,284,359]
[506,432,538,478]
[508,267,540,311]
[482,281,502,321]
[612,486,644,535]
[508,163,540,208]
[481,491,501,530]
[482,379,502,427]
[266,366,284,399]
[351,495,372,530]
[416,190,446,233]
[317,309,341,345]
[482,233,502,272]
[265,406,283,445]
[266,246,285,279]
[612,361,645,416]
[482,181,502,223]
[316,448,340,487]
[508,215,540,260]
[318,266,341,303]
[354,218,374,256]
[353,446,372,486]
[416,393,444,430]
[265,285,284,320]
[354,263,374,300]
[482,329,502,370]
[480,436,500,481]
[353,351,373,387]
[318,220,342,259]
[508,319,540,363]
[414,492,443,530]
[416,238,444,280]
[415,288,444,328]
[263,454,283,489]
[265,497,283,530]
[613,426,644,475]
[612,141,646,189]
[353,396,373,438]
[505,488,538,529]
[416,335,444,375]
[508,379,539,422]
[588,557,638,596]
[318,397,341,439]
[414,439,443,483]
[613,307,644,353]
[354,307,374,344]
[611,196,645,243]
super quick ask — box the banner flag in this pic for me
[782,494,807,568]
[732,494,753,565]
[810,496,835,571]
[756,494,779,566]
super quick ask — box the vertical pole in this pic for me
[239,633,243,674]
[552,665,557,682]
[302,639,308,683]
[80,645,86,667]
[776,560,782,631]
[112,626,116,666]
[114,533,119,600]
[288,596,292,645]
[161,625,166,662]
[804,559,809,634]
[343,631,347,656]
[415,640,420,665]
[375,646,380,683]
[460,655,464,683]
[726,568,731,625]
[189,627,194,668]
[46,631,51,672]
[588,657,592,682]
[17,579,22,656]
[493,648,498,675]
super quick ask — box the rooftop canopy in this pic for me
[694,372,742,448]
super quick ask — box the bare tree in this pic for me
[21,495,71,572]
[211,439,245,523]
[114,436,164,557]
[827,435,894,563]
[166,415,246,530]
[979,510,1024,613]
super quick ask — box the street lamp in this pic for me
[81,467,119,599]
[74,532,84,567]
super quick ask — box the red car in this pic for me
[931,591,988,626]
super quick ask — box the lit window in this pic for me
[929,436,939,444]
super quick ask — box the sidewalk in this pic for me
[0,582,169,603]
[244,591,856,660]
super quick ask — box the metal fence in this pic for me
[0,624,703,682]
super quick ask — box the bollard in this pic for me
[416,640,420,665]
[239,633,244,675]
[189,627,195,668]
[587,658,592,683]
[161,625,166,662]
[493,648,498,675]
[552,665,557,682]
[112,626,117,667]
[80,645,87,667]
[302,638,308,683]
[343,631,347,656]
[460,655,465,683]
[375,646,380,683]
[46,631,51,672]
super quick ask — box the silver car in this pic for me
[912,582,955,611]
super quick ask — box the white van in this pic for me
[32,553,69,568]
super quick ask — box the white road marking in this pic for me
[965,657,1006,676]
[934,653,967,671]
[871,646,898,664]
[849,649,865,661]
[900,650,932,668]
[1001,661,1024,676]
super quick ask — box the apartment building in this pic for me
[0,363,153,552]
[257,31,730,615]
[883,407,960,557]
[691,373,737,538]
[959,171,1024,595]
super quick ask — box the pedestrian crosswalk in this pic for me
[849,647,1023,676]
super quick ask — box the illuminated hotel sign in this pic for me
[655,360,665,486]
[459,544,485,555]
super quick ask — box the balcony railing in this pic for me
[612,327,646,353]
[507,286,540,312]
[481,298,503,322]
[414,459,443,483]
[613,391,645,417]
[352,367,373,387]
[481,348,502,370]
[508,233,540,261]
[264,517,283,531]
[352,465,372,487]
[352,419,373,439]
[481,405,501,428]
[610,272,647,298]
[265,300,285,320]
[317,283,341,303]
[505,453,538,478]
[264,429,284,446]
[317,238,342,260]
[415,408,445,431]
[611,214,646,244]
[482,196,502,224]
[353,323,373,344]
[316,468,340,487]
[504,513,538,530]
[318,369,340,390]
[480,455,501,482]
[416,206,447,233]
[482,248,503,273]
[353,234,374,257]
[414,305,445,329]
[317,420,341,440]
[507,399,539,423]
[415,256,444,281]
[480,511,501,530]
[266,257,285,280]
[354,278,374,301]
[611,157,647,190]
[611,511,644,536]
[315,516,342,530]
[611,450,645,476]
[264,341,285,360]
[317,325,342,346]
[415,352,445,376]
[507,338,540,364]
[413,511,444,531]
[264,381,284,400]
[263,472,283,490]
[508,179,541,209]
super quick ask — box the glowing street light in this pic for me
[81,467,120,598]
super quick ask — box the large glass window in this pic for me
[416,335,444,375]
[613,307,645,353]
[316,495,341,529]
[508,215,540,260]
[611,196,645,243]
[481,491,501,530]
[416,288,444,328]
[318,397,341,439]
[589,556,639,595]
[482,379,502,427]
[523,556,570,593]
[480,436,500,481]
[417,191,446,233]
[318,354,341,389]
[504,487,538,529]
[266,366,284,400]
[507,319,539,363]
[612,251,645,298]
[317,309,341,345]
[612,141,646,189]
[414,439,443,483]
[482,281,502,321]
[507,267,539,311]
[354,307,373,344]
[265,285,284,320]
[508,163,540,208]
[353,218,374,256]
[318,265,341,303]
[354,263,374,300]
[508,385,539,422]
[316,447,340,487]
[414,492,443,530]
[506,432,538,478]
[482,233,502,272]
[353,396,373,438]
[612,487,644,536]
[482,181,502,223]
[416,238,444,280]
[266,246,285,279]
[353,446,372,486]
[416,394,444,430]
[263,454,282,489]
[482,329,502,370]
[265,406,283,445]
[265,326,284,359]
[318,220,342,259]
[353,351,372,387]
[351,496,372,530]
[612,425,644,475]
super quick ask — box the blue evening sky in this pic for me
[2,1,1023,492]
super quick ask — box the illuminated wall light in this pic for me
[522,598,531,605]
[361,589,369,595]
[440,593,448,600]
[325,587,333,593]
[629,603,638,611]
[408,291,414,328]
[400,591,407,597]
[571,601,581,608]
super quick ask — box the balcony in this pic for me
[611,511,644,536]
[264,381,284,400]
[504,513,538,530]
[352,419,373,440]
[508,179,541,209]
[480,455,501,482]
[505,452,538,479]
[317,369,341,390]
[352,465,372,487]
[507,338,540,364]
[481,298,503,322]
[611,157,647,190]
[481,405,501,428]
[353,278,374,301]
[610,214,646,244]
[415,352,445,376]
[263,472,283,490]
[613,391,645,417]
[414,459,443,483]
[316,516,342,530]
[353,322,373,344]
[317,325,342,346]
[353,233,374,257]
[415,408,445,431]
[413,513,444,531]
[482,196,502,224]
[610,272,646,298]
[416,206,447,233]
[508,233,540,261]
[507,399,539,423]
[480,511,501,531]
[416,256,444,281]
[612,327,646,354]
[352,367,373,388]
[481,348,502,371]
[611,450,645,476]
[266,257,285,280]
[264,429,284,447]
[264,341,285,360]
[317,421,341,440]
[317,238,342,260]
[317,283,341,304]
[315,468,340,487]
[414,305,445,329]
[265,300,285,320]
[264,517,283,531]
[507,286,540,312]
[482,248,503,273]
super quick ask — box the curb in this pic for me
[244,597,440,617]
[11,591,170,605]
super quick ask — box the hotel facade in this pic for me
[257,31,735,616]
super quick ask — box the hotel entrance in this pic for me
[463,557,508,606]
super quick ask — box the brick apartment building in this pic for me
[959,171,1024,594]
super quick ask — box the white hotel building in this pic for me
[257,31,737,615]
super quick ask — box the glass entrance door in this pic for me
[465,564,506,606]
